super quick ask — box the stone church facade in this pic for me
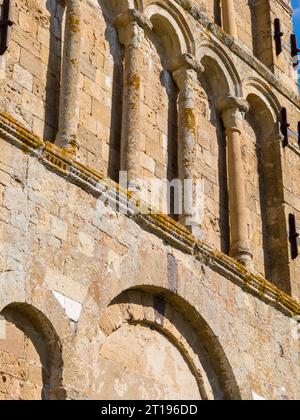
[0,0,299,400]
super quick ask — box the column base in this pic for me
[179,215,202,240]
[230,243,253,270]
[127,179,141,200]
[55,133,80,156]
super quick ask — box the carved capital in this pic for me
[170,53,203,75]
[216,95,249,131]
[216,95,249,113]
[114,9,153,47]
[171,54,203,91]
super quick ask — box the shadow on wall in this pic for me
[246,94,291,293]
[44,0,64,142]
[200,56,231,255]
[100,3,124,183]
[161,66,179,220]
[245,110,271,279]
[0,303,65,400]
[214,0,222,26]
[248,0,273,69]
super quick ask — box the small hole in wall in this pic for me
[2,376,7,383]
[279,344,284,357]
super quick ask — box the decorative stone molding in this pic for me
[114,9,153,47]
[275,0,293,16]
[216,95,249,132]
[288,142,300,157]
[216,95,250,115]
[0,111,299,318]
[169,52,203,74]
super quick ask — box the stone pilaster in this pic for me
[115,10,152,192]
[216,95,252,267]
[55,0,82,154]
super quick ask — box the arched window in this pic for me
[0,303,64,400]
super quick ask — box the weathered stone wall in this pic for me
[0,0,64,140]
[0,143,299,400]
[1,0,299,291]
[0,0,299,400]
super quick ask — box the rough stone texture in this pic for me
[0,0,299,400]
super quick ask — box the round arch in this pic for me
[97,287,242,400]
[243,78,281,126]
[144,1,195,59]
[198,40,242,97]
[0,280,74,399]
[0,302,65,400]
[77,273,246,400]
[246,93,276,138]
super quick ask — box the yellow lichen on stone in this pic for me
[70,14,80,33]
[184,108,196,136]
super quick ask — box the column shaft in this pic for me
[172,55,203,237]
[55,0,82,153]
[226,127,250,262]
[115,11,152,191]
[175,70,197,181]
[221,0,237,38]
[217,96,252,267]
[121,28,143,189]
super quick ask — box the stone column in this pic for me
[115,10,152,192]
[216,96,252,267]
[55,0,82,154]
[172,54,203,237]
[221,0,237,38]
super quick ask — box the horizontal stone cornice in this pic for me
[0,112,299,318]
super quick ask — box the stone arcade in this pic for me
[0,0,299,400]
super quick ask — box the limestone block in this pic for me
[13,64,33,92]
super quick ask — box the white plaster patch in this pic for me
[105,75,112,90]
[52,290,82,322]
[291,316,300,340]
[252,391,266,401]
[0,315,6,339]
[114,379,128,398]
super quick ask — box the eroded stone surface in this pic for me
[0,0,299,401]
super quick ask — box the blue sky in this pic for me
[292,0,300,39]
